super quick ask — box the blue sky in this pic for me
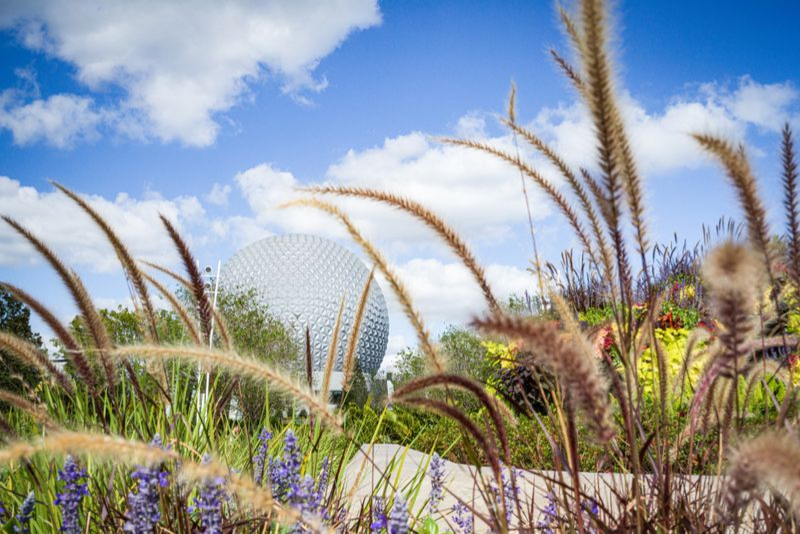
[1,0,799,362]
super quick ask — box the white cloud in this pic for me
[209,216,274,251]
[725,78,798,132]
[0,176,203,272]
[205,183,232,207]
[0,93,103,148]
[0,0,381,146]
[384,258,532,325]
[233,163,343,238]
[532,77,798,177]
[232,128,555,252]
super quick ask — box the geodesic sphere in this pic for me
[220,234,389,375]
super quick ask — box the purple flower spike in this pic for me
[270,429,302,502]
[370,497,387,533]
[124,435,169,533]
[451,501,474,534]
[428,453,445,513]
[253,428,272,486]
[190,455,225,534]
[388,494,409,534]
[310,456,330,514]
[55,456,88,534]
[536,492,558,534]
[0,498,6,518]
[14,491,35,534]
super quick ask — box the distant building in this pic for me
[220,234,390,391]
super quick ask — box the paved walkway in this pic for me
[342,444,722,532]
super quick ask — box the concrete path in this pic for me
[342,444,723,532]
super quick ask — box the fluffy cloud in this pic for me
[205,183,232,207]
[0,93,103,148]
[0,176,203,272]
[0,0,381,146]
[229,78,799,258]
[233,130,555,251]
[532,77,798,176]
[719,76,798,132]
[384,258,534,325]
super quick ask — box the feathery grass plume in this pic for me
[0,391,56,429]
[140,260,192,289]
[703,242,763,326]
[0,283,97,394]
[342,268,374,390]
[501,118,600,236]
[573,0,636,320]
[142,272,202,345]
[580,168,610,221]
[472,313,614,443]
[442,139,599,270]
[0,431,180,467]
[0,332,74,395]
[282,198,443,373]
[306,186,499,313]
[782,123,800,288]
[51,182,160,342]
[321,296,345,401]
[722,431,800,523]
[501,118,618,303]
[507,81,517,124]
[689,242,763,424]
[549,48,585,94]
[549,291,606,372]
[141,260,233,350]
[393,373,511,464]
[110,345,343,432]
[1,217,117,388]
[158,215,215,345]
[558,3,586,58]
[693,135,773,278]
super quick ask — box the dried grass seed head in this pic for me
[702,241,764,307]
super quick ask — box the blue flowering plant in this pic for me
[55,456,89,534]
[14,492,35,534]
[189,455,227,534]
[124,435,170,534]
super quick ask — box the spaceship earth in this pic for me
[220,234,389,375]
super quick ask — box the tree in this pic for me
[343,359,369,409]
[215,288,299,425]
[438,325,491,383]
[393,347,427,387]
[0,287,45,396]
[69,306,186,347]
